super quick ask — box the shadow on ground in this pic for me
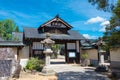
[57,71,110,80]
[51,61,65,64]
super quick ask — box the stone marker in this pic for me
[40,33,56,75]
[0,48,21,80]
[95,38,109,72]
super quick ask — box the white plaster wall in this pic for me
[110,48,120,69]
[110,48,120,61]
[19,46,29,68]
[81,49,98,66]
[82,49,98,60]
[12,48,17,60]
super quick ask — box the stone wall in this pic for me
[0,48,22,80]
[0,48,15,59]
[0,60,12,77]
[0,48,16,79]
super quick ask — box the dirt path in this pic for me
[15,71,57,80]
[50,59,110,80]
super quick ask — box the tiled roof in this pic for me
[38,15,73,30]
[0,33,24,47]
[0,38,4,41]
[0,41,24,47]
[24,28,85,40]
[12,32,23,41]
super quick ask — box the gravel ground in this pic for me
[10,58,110,80]
[14,71,57,80]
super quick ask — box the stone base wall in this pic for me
[0,48,16,78]
[111,61,120,69]
[90,59,98,66]
[0,47,30,73]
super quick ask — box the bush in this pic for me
[26,57,45,71]
[88,64,94,67]
[81,53,89,66]
[81,53,88,59]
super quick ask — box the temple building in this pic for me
[0,15,85,67]
[24,15,85,64]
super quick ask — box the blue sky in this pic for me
[0,0,112,39]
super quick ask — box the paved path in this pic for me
[50,59,110,80]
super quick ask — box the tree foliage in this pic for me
[0,19,19,40]
[89,0,120,47]
[104,0,120,46]
[88,0,115,12]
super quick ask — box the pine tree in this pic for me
[0,19,19,40]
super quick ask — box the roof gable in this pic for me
[38,15,73,30]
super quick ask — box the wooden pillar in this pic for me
[29,44,31,58]
[65,42,68,63]
[76,41,80,63]
[29,43,33,58]
[31,43,33,58]
[17,47,20,61]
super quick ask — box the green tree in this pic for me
[0,19,19,40]
[89,0,120,46]
[104,0,120,46]
[15,26,19,32]
[51,44,60,58]
[88,0,115,12]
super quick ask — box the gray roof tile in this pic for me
[0,41,24,47]
[24,28,85,40]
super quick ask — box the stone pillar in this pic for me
[40,33,56,75]
[98,50,105,65]
[95,37,109,72]
[45,54,50,66]
[100,54,104,64]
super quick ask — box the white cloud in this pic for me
[99,21,110,32]
[0,10,16,18]
[85,16,106,24]
[99,26,106,32]
[85,16,110,32]
[83,34,97,39]
[0,10,9,15]
[67,0,111,18]
[12,11,33,18]
[0,10,52,27]
[115,26,120,30]
[100,21,110,26]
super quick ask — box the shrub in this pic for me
[26,57,44,71]
[81,53,89,66]
[81,53,88,59]
[88,64,94,67]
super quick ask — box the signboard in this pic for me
[69,52,76,58]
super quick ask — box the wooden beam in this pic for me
[75,41,80,64]
[65,42,68,63]
[17,47,20,61]
[29,43,33,58]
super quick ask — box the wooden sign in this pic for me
[69,52,76,58]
